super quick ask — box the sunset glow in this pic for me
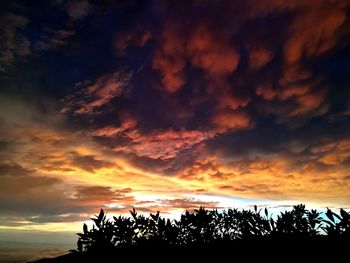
[1,0,350,240]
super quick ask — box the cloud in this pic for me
[69,152,114,173]
[256,65,328,117]
[116,28,152,55]
[2,0,350,231]
[0,171,68,215]
[0,13,30,72]
[0,162,33,177]
[0,162,136,222]
[174,151,350,204]
[36,29,75,51]
[157,197,220,210]
[284,6,346,65]
[94,123,214,160]
[65,0,92,21]
[91,116,137,137]
[179,157,236,181]
[152,20,240,92]
[152,22,186,93]
[73,186,134,207]
[248,47,274,71]
[290,89,327,116]
[62,71,132,115]
[186,25,240,77]
[212,111,252,133]
[316,139,350,165]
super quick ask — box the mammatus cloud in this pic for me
[152,22,186,93]
[1,0,350,233]
[248,47,274,71]
[186,25,240,77]
[152,21,240,93]
[256,80,328,117]
[283,6,347,65]
[212,111,252,133]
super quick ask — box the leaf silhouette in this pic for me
[97,209,104,224]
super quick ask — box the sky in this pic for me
[1,0,350,246]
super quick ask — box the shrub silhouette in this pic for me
[74,204,350,253]
[322,208,350,238]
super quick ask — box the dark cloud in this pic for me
[0,13,30,71]
[69,152,115,172]
[65,0,92,21]
[0,162,33,177]
[62,71,132,115]
[0,163,135,222]
[36,29,75,51]
[0,172,66,215]
[74,186,134,204]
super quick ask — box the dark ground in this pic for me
[30,240,348,263]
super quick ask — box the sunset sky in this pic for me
[1,0,350,244]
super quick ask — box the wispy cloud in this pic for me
[62,71,132,115]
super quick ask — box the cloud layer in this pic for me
[1,0,350,233]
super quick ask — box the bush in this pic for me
[74,205,350,253]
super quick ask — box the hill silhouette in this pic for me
[31,204,349,262]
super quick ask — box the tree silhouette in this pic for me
[72,204,350,254]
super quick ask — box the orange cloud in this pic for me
[317,139,350,165]
[175,154,350,206]
[186,25,240,77]
[179,157,236,181]
[2,120,350,228]
[63,71,132,115]
[158,197,220,210]
[256,83,326,116]
[289,90,326,116]
[248,47,273,71]
[220,94,250,111]
[113,128,214,160]
[278,85,310,100]
[152,23,186,93]
[212,111,252,133]
[153,22,240,92]
[92,117,137,137]
[207,78,250,111]
[284,6,346,65]
[256,85,278,101]
[93,118,214,160]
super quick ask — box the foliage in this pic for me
[74,205,350,252]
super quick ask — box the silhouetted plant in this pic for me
[322,208,350,238]
[74,204,350,253]
[76,209,115,252]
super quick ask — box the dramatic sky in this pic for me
[1,0,350,237]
